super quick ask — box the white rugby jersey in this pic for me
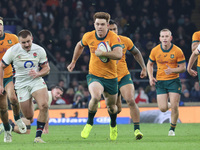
[2,43,48,89]
[197,43,200,53]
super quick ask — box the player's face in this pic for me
[0,23,3,37]
[19,35,33,52]
[94,18,108,38]
[52,89,63,100]
[159,31,172,47]
[108,24,118,34]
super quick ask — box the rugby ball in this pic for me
[98,42,111,63]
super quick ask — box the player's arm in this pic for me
[187,49,199,77]
[191,42,200,52]
[169,63,186,73]
[96,46,123,60]
[130,47,147,78]
[0,61,8,94]
[147,59,157,86]
[29,62,50,79]
[67,41,84,72]
[164,62,186,75]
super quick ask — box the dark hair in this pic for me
[52,86,64,92]
[93,12,110,23]
[18,29,32,38]
[109,19,117,25]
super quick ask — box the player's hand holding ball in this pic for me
[96,42,111,63]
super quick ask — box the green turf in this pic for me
[0,123,200,150]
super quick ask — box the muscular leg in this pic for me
[116,94,122,114]
[0,93,10,131]
[120,84,140,129]
[168,92,180,131]
[5,81,20,120]
[104,92,118,127]
[157,94,169,112]
[87,82,103,125]
[19,98,34,121]
[104,92,118,114]
[32,88,48,138]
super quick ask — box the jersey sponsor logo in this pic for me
[7,40,12,44]
[24,61,35,68]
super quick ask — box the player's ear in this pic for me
[170,36,173,41]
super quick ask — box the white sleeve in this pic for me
[39,48,48,64]
[197,44,200,53]
[2,47,13,65]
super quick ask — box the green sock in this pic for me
[87,110,97,125]
[169,123,176,131]
[109,112,117,127]
[134,122,140,130]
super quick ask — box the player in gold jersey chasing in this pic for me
[147,29,186,136]
[108,19,147,140]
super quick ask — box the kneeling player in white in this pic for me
[0,86,63,134]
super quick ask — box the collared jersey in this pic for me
[117,35,134,82]
[192,31,200,67]
[2,43,48,89]
[149,44,185,80]
[81,30,122,79]
[0,33,18,78]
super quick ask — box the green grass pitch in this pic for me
[0,123,200,150]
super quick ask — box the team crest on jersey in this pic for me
[170,54,174,58]
[33,52,37,58]
[7,40,12,44]
[18,55,21,59]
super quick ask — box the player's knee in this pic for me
[91,95,101,104]
[107,105,117,114]
[160,107,168,112]
[9,95,18,104]
[126,98,135,106]
[39,103,48,112]
[0,108,8,114]
[26,116,33,122]
[10,100,19,107]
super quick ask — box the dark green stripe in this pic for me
[149,58,155,62]
[177,60,186,64]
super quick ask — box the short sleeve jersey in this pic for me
[0,33,18,78]
[149,44,186,80]
[192,31,200,67]
[2,43,48,89]
[81,30,122,79]
[117,35,134,82]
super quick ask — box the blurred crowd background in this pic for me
[1,0,200,107]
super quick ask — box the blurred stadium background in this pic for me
[1,0,200,112]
